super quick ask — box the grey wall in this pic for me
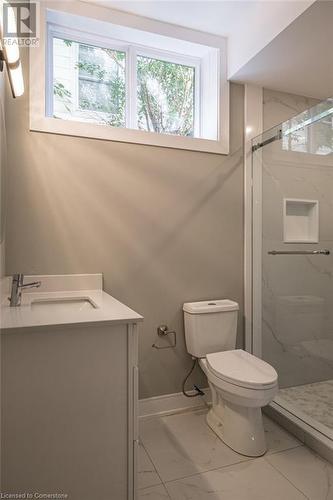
[263,88,319,131]
[5,49,244,398]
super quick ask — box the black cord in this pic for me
[182,358,205,398]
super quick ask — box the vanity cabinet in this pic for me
[1,322,139,500]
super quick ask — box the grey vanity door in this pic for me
[1,323,135,500]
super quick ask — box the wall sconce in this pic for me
[0,2,24,98]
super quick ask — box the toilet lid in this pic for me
[206,350,278,390]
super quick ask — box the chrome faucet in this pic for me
[9,273,42,307]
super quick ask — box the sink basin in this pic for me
[31,297,97,312]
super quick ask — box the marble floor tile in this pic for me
[138,443,162,489]
[266,446,333,500]
[263,415,302,454]
[280,380,333,431]
[140,410,301,483]
[138,484,171,500]
[165,458,307,500]
[139,410,250,482]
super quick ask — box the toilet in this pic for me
[183,299,278,457]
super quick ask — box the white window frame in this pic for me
[30,1,229,154]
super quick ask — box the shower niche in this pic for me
[283,198,319,243]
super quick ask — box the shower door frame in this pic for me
[250,144,263,358]
[243,84,263,357]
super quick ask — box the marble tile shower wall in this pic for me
[259,89,332,390]
[261,145,333,389]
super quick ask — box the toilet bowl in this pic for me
[183,299,278,457]
[200,350,278,457]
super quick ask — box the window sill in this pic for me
[30,116,229,154]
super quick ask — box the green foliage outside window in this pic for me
[53,38,196,136]
[77,45,126,127]
[137,55,194,136]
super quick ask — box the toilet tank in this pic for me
[183,299,239,358]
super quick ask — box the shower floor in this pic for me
[280,380,333,431]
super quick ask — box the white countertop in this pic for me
[0,274,143,332]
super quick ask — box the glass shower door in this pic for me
[252,98,333,439]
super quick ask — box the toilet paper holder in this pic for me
[152,325,177,349]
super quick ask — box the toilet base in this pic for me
[206,401,267,457]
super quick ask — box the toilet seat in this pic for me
[206,349,278,390]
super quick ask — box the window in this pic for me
[53,38,126,127]
[30,4,229,154]
[52,38,197,138]
[136,55,195,137]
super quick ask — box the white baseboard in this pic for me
[139,388,211,419]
